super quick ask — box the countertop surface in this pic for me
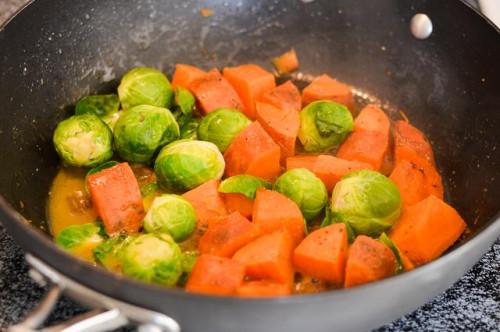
[0,0,499,331]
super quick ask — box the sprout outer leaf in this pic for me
[218,175,272,199]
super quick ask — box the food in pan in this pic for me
[48,60,467,297]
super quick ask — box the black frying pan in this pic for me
[0,0,499,331]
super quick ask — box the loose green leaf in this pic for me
[87,161,119,177]
[379,232,404,274]
[140,182,159,197]
[174,87,195,117]
[218,175,272,199]
[75,94,120,117]
[179,117,200,140]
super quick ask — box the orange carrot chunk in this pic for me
[252,188,305,244]
[87,162,144,236]
[224,121,281,181]
[293,223,348,284]
[389,160,438,206]
[389,195,466,266]
[186,255,245,295]
[237,280,291,297]
[344,235,397,288]
[171,64,206,90]
[182,180,228,228]
[313,155,373,192]
[259,80,302,113]
[272,49,299,75]
[255,101,300,160]
[286,155,319,172]
[394,120,435,167]
[190,69,245,114]
[302,74,354,111]
[337,130,389,171]
[222,193,254,219]
[233,231,295,284]
[198,212,261,257]
[354,104,391,134]
[399,251,416,272]
[223,64,276,119]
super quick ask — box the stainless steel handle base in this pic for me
[8,254,181,332]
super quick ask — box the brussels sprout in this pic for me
[331,170,401,237]
[56,223,104,260]
[53,113,113,167]
[118,67,173,110]
[75,94,119,116]
[274,168,328,221]
[219,175,272,199]
[197,108,251,152]
[379,232,403,274]
[93,235,131,272]
[119,233,183,286]
[298,100,353,152]
[179,117,200,140]
[113,105,180,163]
[174,86,196,117]
[143,194,197,241]
[154,140,225,192]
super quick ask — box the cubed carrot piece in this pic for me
[255,101,300,160]
[389,195,466,266]
[259,80,302,113]
[198,212,261,257]
[190,69,245,114]
[171,64,206,90]
[223,64,276,119]
[87,163,144,236]
[286,155,319,172]
[354,104,391,134]
[271,49,299,75]
[237,280,291,297]
[252,188,305,244]
[233,231,295,284]
[313,155,373,192]
[293,223,348,284]
[344,235,397,288]
[182,180,228,228]
[337,130,389,171]
[186,255,245,296]
[224,121,281,181]
[394,120,435,167]
[222,193,254,219]
[302,74,354,111]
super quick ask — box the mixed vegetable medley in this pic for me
[49,54,467,297]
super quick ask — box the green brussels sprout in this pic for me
[119,233,183,286]
[378,232,403,274]
[93,235,131,272]
[197,108,251,152]
[274,168,328,221]
[298,100,353,152]
[143,194,197,241]
[330,170,401,237]
[179,117,200,140]
[154,140,225,192]
[219,175,272,199]
[113,105,180,163]
[56,223,104,259]
[53,113,113,167]
[174,86,195,117]
[118,67,174,110]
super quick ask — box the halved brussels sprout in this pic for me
[274,168,328,221]
[197,108,251,152]
[298,100,353,152]
[113,105,180,163]
[379,232,403,273]
[119,233,183,286]
[331,170,401,237]
[219,175,272,199]
[93,235,131,272]
[56,223,104,261]
[179,117,200,140]
[53,113,113,167]
[154,140,225,192]
[143,194,197,241]
[118,67,173,110]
